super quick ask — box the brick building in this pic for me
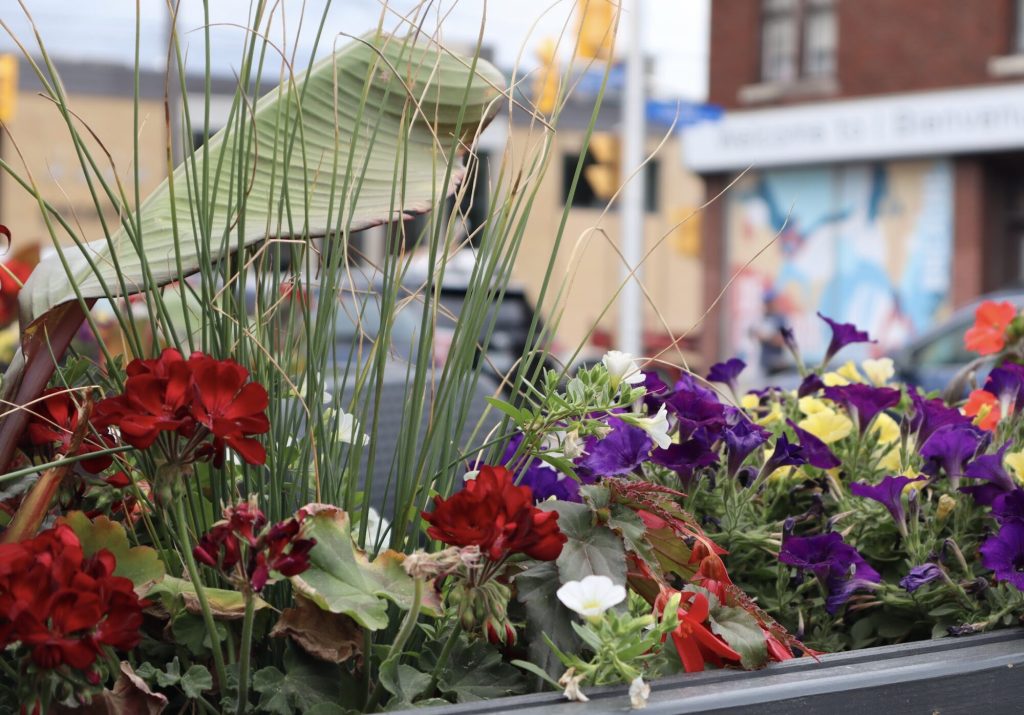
[685,0,1024,375]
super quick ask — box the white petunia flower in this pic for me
[463,469,480,482]
[629,676,650,709]
[558,668,589,703]
[861,357,895,387]
[335,410,369,446]
[556,574,627,618]
[560,429,586,460]
[621,405,672,450]
[602,350,645,389]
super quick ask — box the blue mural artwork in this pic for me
[724,160,953,376]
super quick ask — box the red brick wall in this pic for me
[710,0,1017,109]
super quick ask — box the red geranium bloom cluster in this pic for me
[0,254,34,325]
[22,388,114,473]
[965,300,1017,355]
[94,348,270,467]
[422,465,566,562]
[194,498,315,592]
[0,525,144,673]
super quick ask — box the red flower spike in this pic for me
[965,300,1017,355]
[421,466,566,562]
[656,588,742,673]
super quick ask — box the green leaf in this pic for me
[513,561,580,680]
[140,656,211,700]
[708,604,768,670]
[484,396,530,424]
[290,505,439,630]
[435,638,526,702]
[606,504,655,565]
[253,647,358,715]
[147,575,270,619]
[542,501,627,585]
[171,614,229,656]
[378,661,432,707]
[509,660,561,691]
[60,511,165,591]
[20,34,503,326]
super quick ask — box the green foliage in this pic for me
[252,647,360,715]
[60,511,165,589]
[541,501,628,585]
[290,506,439,630]
[134,657,212,700]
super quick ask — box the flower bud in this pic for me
[485,616,517,646]
[936,494,956,522]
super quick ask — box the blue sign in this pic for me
[576,62,626,96]
[645,99,723,130]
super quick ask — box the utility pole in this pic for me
[618,0,645,356]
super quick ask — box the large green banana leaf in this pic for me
[19,33,504,326]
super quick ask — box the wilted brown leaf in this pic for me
[271,594,364,664]
[57,662,168,714]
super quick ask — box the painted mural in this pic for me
[724,160,953,379]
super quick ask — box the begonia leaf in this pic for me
[60,511,165,593]
[540,501,627,585]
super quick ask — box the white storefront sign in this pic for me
[683,82,1024,172]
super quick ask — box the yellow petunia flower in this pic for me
[798,409,853,444]
[870,413,900,446]
[862,357,895,387]
[798,396,830,415]
[757,402,785,427]
[878,446,903,472]
[1005,451,1024,486]
[741,394,761,411]
[822,372,850,387]
[837,361,865,384]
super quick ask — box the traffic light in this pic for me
[584,132,619,201]
[533,38,560,114]
[0,54,17,123]
[576,0,618,60]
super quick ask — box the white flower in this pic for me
[861,357,895,387]
[602,350,645,389]
[621,405,672,450]
[293,380,332,406]
[560,429,586,460]
[558,668,589,703]
[463,469,480,482]
[556,574,627,618]
[629,676,650,709]
[335,410,369,446]
[363,507,390,545]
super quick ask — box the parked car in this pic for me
[891,290,1024,395]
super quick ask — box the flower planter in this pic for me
[398,629,1024,714]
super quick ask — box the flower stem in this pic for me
[236,592,257,715]
[365,577,424,711]
[427,623,461,696]
[173,498,228,696]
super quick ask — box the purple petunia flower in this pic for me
[979,523,1024,591]
[502,434,582,503]
[576,417,652,479]
[797,373,826,398]
[960,442,1017,506]
[984,363,1024,415]
[919,423,987,489]
[787,419,841,470]
[849,475,926,535]
[723,412,770,477]
[823,384,901,434]
[763,433,807,476]
[706,358,746,394]
[650,437,719,486]
[778,532,881,613]
[899,563,943,593]
[992,488,1024,526]
[663,375,728,441]
[641,371,671,413]
[908,390,970,444]
[818,313,875,365]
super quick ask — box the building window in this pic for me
[761,0,836,83]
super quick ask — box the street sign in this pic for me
[0,54,17,123]
[645,99,722,131]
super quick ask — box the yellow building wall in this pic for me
[0,91,167,249]
[504,124,705,367]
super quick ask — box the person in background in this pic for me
[751,290,792,376]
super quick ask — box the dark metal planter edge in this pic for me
[394,628,1024,715]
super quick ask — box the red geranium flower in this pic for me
[194,499,314,593]
[23,388,114,473]
[421,465,566,562]
[0,255,34,325]
[964,389,1000,431]
[189,356,270,467]
[94,348,270,468]
[0,525,145,674]
[965,300,1017,355]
